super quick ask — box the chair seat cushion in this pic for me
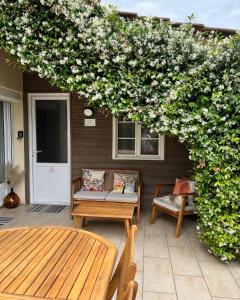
[106,192,138,203]
[153,196,195,212]
[73,191,109,201]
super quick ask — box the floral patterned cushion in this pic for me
[112,180,125,193]
[113,173,137,194]
[81,169,105,192]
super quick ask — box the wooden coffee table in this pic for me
[72,202,135,235]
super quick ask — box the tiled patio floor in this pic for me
[0,205,240,300]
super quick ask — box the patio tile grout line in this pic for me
[227,263,240,291]
[141,214,146,300]
[186,226,213,299]
[165,220,179,300]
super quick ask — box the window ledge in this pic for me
[112,156,164,161]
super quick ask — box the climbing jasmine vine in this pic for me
[0,0,239,260]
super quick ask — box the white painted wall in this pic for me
[0,50,25,204]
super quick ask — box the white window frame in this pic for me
[112,117,165,160]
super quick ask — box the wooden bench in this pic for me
[72,202,135,235]
[71,169,141,223]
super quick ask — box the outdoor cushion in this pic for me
[73,191,109,201]
[172,178,195,194]
[81,169,105,192]
[113,173,137,194]
[106,192,138,203]
[153,196,195,212]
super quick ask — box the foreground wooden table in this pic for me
[72,202,135,235]
[0,226,117,300]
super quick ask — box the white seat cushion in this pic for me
[73,191,109,201]
[106,192,138,203]
[153,196,195,212]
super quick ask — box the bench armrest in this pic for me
[155,183,175,197]
[136,181,142,199]
[71,177,82,196]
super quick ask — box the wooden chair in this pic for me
[125,281,138,300]
[107,225,137,300]
[149,183,196,238]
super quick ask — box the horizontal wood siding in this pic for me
[23,73,192,207]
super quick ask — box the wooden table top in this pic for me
[72,202,135,219]
[0,226,117,300]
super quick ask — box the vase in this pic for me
[3,188,20,208]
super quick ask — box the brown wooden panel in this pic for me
[23,73,192,207]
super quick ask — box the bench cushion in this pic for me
[106,192,138,203]
[153,196,195,212]
[73,191,109,201]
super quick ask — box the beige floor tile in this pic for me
[143,257,175,293]
[200,261,240,298]
[145,219,166,236]
[189,237,218,263]
[167,232,191,248]
[144,234,169,258]
[135,241,144,272]
[143,292,177,300]
[175,275,211,300]
[136,272,143,300]
[212,298,240,300]
[169,246,202,276]
[228,261,240,280]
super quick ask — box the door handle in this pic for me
[33,150,42,157]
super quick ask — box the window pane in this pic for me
[118,139,135,155]
[141,139,159,155]
[118,122,135,138]
[0,102,5,183]
[36,100,68,163]
[141,128,158,139]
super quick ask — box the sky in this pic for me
[101,0,240,30]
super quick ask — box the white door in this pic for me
[29,94,70,205]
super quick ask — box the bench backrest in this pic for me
[81,168,140,191]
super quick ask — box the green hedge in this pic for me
[0,0,239,260]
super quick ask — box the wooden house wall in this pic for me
[23,73,193,207]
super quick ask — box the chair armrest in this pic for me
[71,177,82,196]
[136,181,142,199]
[155,183,175,197]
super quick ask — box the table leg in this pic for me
[129,218,133,226]
[73,216,82,228]
[82,217,86,228]
[124,219,130,236]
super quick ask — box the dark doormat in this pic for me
[27,204,66,213]
[0,216,13,227]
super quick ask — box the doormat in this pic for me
[0,217,13,227]
[27,204,66,213]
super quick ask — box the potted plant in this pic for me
[4,163,24,208]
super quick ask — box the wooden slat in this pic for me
[25,231,77,296]
[35,233,83,297]
[78,244,107,300]
[56,237,95,299]
[3,229,62,293]
[0,230,18,245]
[67,240,102,299]
[46,235,89,299]
[72,203,134,219]
[14,229,70,295]
[0,229,37,254]
[90,247,118,300]
[0,228,53,290]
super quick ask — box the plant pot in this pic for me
[3,188,20,208]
